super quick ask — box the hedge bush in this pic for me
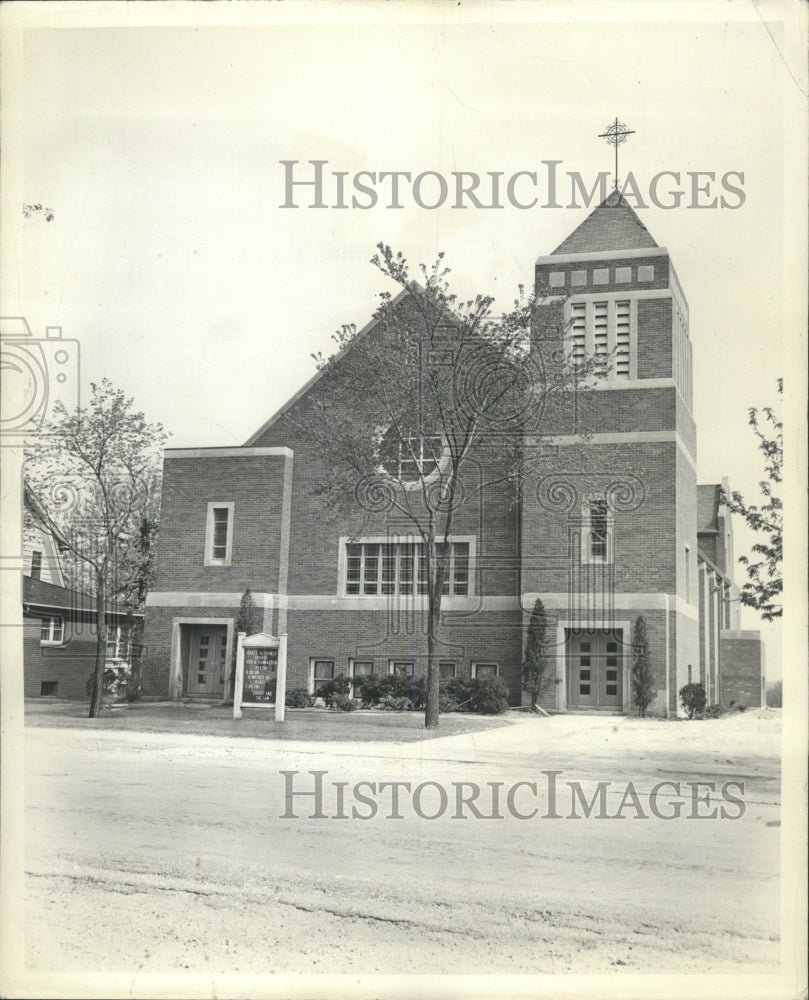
[351,672,511,715]
[285,687,315,708]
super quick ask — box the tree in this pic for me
[24,380,167,717]
[630,614,655,717]
[230,587,261,699]
[294,244,603,729]
[522,598,555,711]
[722,380,782,621]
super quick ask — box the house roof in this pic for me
[550,191,659,255]
[697,484,721,534]
[22,575,140,619]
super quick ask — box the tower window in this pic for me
[582,500,613,565]
[567,299,634,379]
[30,550,42,579]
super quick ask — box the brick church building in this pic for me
[141,195,765,716]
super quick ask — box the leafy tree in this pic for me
[630,614,655,717]
[522,598,555,711]
[721,380,782,621]
[292,244,603,728]
[24,380,167,717]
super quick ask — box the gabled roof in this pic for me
[22,575,140,618]
[550,190,659,256]
[697,484,721,534]
[244,285,417,446]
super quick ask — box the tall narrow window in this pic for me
[570,302,586,366]
[589,500,609,560]
[582,500,612,564]
[684,545,691,602]
[615,300,631,378]
[205,502,234,566]
[593,301,608,359]
[30,550,42,580]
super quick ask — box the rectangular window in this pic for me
[310,659,335,695]
[106,625,132,660]
[570,302,586,366]
[589,500,608,560]
[615,300,631,378]
[390,661,415,677]
[472,662,498,678]
[684,545,691,602]
[350,660,374,695]
[205,502,234,566]
[582,500,613,564]
[30,550,43,580]
[343,539,472,597]
[40,616,64,644]
[439,661,456,680]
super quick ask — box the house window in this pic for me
[40,681,59,696]
[390,661,415,677]
[349,660,374,696]
[40,616,64,644]
[567,299,634,379]
[204,502,234,566]
[106,625,132,660]
[439,661,457,680]
[472,662,498,678]
[343,539,471,597]
[582,500,613,564]
[30,550,43,580]
[310,659,335,695]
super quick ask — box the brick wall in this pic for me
[153,453,290,594]
[24,615,95,699]
[720,631,764,709]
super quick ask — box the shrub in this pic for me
[379,695,411,712]
[285,687,315,708]
[766,679,782,708]
[445,676,474,710]
[701,702,723,719]
[355,673,384,705]
[328,694,356,712]
[679,682,707,719]
[438,693,461,713]
[315,673,352,701]
[467,675,510,715]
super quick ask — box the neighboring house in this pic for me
[141,193,765,715]
[23,575,142,699]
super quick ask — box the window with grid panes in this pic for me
[344,540,470,596]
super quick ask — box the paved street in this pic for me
[23,710,780,978]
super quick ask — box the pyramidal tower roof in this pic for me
[551,190,658,255]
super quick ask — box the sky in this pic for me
[4,1,806,677]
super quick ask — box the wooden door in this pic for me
[567,630,623,709]
[188,627,227,696]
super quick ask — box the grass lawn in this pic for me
[23,698,512,743]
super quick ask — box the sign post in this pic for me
[233,632,281,721]
[275,633,288,722]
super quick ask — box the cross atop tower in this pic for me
[598,118,635,191]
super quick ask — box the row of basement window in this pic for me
[310,658,499,695]
[549,264,655,288]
